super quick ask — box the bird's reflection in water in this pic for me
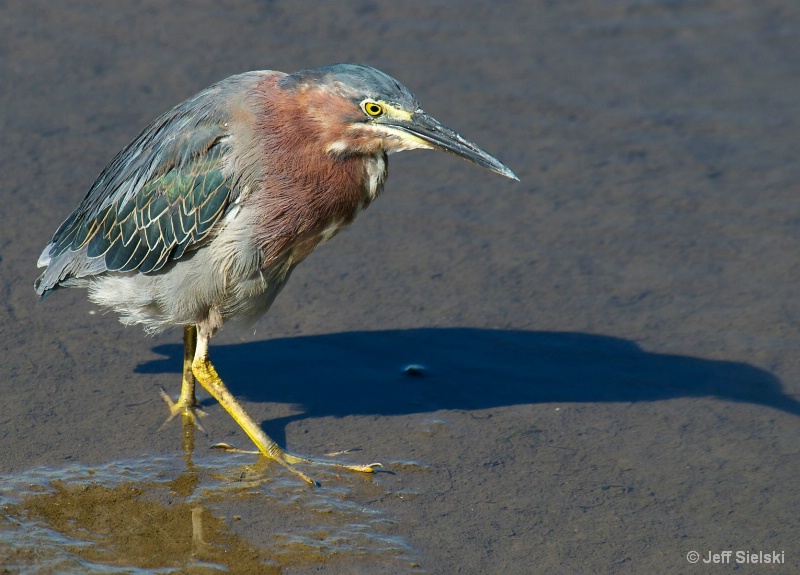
[3,474,280,573]
[0,422,421,574]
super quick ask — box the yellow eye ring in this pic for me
[363,101,385,117]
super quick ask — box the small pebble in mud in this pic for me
[403,364,426,377]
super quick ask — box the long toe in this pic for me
[213,442,380,485]
[271,451,381,486]
[282,451,383,481]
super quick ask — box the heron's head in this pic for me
[277,63,517,180]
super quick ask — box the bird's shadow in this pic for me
[138,328,799,446]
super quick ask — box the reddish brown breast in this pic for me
[243,75,382,270]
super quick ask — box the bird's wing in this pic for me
[36,74,265,295]
[66,126,230,273]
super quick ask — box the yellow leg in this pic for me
[160,325,207,432]
[191,324,379,485]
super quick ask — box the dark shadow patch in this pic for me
[139,329,798,445]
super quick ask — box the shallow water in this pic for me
[0,451,421,574]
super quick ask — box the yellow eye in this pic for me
[363,101,384,117]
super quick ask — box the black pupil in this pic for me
[369,104,380,115]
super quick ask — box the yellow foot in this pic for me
[159,386,208,433]
[189,346,380,485]
[211,443,382,486]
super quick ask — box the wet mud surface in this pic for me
[1,1,799,573]
[1,453,421,573]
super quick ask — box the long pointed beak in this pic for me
[391,111,519,181]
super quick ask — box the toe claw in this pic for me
[345,462,383,473]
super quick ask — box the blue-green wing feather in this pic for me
[34,73,268,296]
[78,141,231,274]
[63,124,231,267]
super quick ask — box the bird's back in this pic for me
[35,71,275,298]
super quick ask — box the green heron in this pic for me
[35,63,517,484]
